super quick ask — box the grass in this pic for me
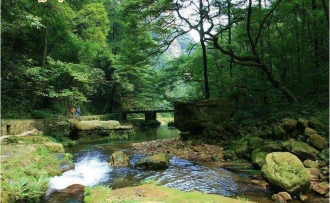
[1,136,71,203]
[84,183,255,203]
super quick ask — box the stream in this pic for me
[44,125,306,203]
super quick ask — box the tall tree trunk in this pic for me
[42,20,49,69]
[199,0,210,99]
[227,0,233,78]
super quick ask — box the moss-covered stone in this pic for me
[223,150,238,161]
[260,142,282,152]
[307,133,328,150]
[282,140,319,161]
[308,117,328,133]
[261,152,310,194]
[303,159,320,168]
[273,126,286,138]
[71,120,121,131]
[134,153,170,170]
[297,118,309,132]
[251,149,268,169]
[317,149,329,164]
[109,151,129,167]
[44,142,65,153]
[248,137,265,151]
[282,118,297,132]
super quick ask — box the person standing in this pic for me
[76,106,81,118]
[70,107,75,118]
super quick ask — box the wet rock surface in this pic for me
[131,138,224,162]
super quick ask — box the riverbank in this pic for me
[1,136,74,202]
[85,183,254,203]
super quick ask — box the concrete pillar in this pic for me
[122,112,127,120]
[145,111,157,121]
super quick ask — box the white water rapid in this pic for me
[49,157,111,190]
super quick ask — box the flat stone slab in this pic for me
[71,120,122,131]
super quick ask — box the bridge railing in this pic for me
[122,106,172,112]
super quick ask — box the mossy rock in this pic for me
[44,142,65,153]
[71,120,121,131]
[281,118,297,132]
[134,153,170,170]
[273,126,287,138]
[307,133,328,150]
[282,140,319,161]
[317,149,329,164]
[248,137,265,151]
[308,117,328,133]
[260,142,282,152]
[251,149,268,169]
[297,118,309,132]
[109,151,129,167]
[261,152,310,194]
[223,150,238,161]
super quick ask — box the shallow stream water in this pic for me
[45,125,313,203]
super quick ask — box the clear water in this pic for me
[45,126,311,203]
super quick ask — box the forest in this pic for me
[1,0,329,118]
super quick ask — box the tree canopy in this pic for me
[1,0,328,118]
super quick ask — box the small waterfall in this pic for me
[49,157,111,191]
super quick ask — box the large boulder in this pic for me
[109,151,129,167]
[134,153,170,170]
[174,98,236,134]
[71,120,121,131]
[70,120,134,142]
[261,152,310,194]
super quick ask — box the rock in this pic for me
[174,98,236,134]
[260,142,282,152]
[272,192,292,203]
[308,117,328,133]
[297,118,309,132]
[304,127,318,137]
[251,149,268,169]
[320,166,329,175]
[71,120,121,131]
[299,194,308,201]
[48,184,85,202]
[134,153,170,170]
[248,137,265,151]
[44,142,65,153]
[223,150,238,161]
[70,120,134,141]
[234,144,249,158]
[306,168,321,182]
[317,149,329,164]
[168,121,175,127]
[307,134,328,150]
[303,159,320,168]
[109,151,129,167]
[261,152,310,194]
[282,140,319,161]
[282,118,297,132]
[273,126,287,138]
[312,182,330,195]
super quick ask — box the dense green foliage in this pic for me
[1,0,328,118]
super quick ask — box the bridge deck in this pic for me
[122,109,174,113]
